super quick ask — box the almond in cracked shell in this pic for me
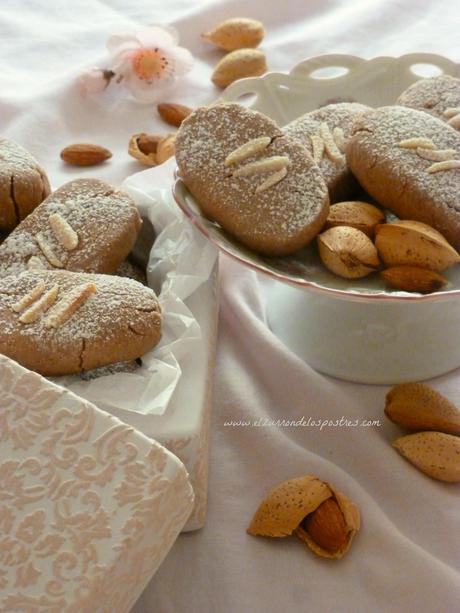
[0,138,51,231]
[175,103,329,256]
[0,178,141,278]
[0,270,161,376]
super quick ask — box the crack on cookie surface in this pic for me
[9,174,19,226]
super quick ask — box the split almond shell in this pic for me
[211,49,267,88]
[247,475,360,559]
[385,382,460,435]
[202,18,265,51]
[128,133,176,166]
[295,489,360,559]
[375,220,460,272]
[317,226,380,279]
[393,431,460,482]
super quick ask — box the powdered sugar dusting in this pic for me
[348,105,460,248]
[0,178,139,277]
[0,138,45,175]
[176,103,328,251]
[0,271,160,346]
[284,103,369,187]
[397,75,460,128]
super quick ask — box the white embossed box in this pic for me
[0,354,194,613]
[58,164,219,532]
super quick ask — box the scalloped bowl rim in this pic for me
[172,53,460,305]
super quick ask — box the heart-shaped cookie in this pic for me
[175,103,329,256]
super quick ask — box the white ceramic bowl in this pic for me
[173,54,460,383]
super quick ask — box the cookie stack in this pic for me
[175,75,460,290]
[0,142,161,375]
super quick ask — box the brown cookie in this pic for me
[0,178,141,277]
[397,75,460,130]
[346,105,460,250]
[175,103,329,256]
[0,138,51,231]
[283,103,370,202]
[0,270,161,376]
[116,259,147,284]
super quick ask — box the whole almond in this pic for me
[324,201,385,237]
[301,498,349,553]
[60,143,112,166]
[202,18,265,51]
[211,48,267,88]
[317,226,380,279]
[375,220,460,272]
[393,431,460,482]
[157,103,193,127]
[380,266,447,293]
[385,382,460,435]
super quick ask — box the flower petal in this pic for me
[167,45,194,76]
[78,69,112,96]
[106,34,139,54]
[136,24,178,48]
[123,73,160,103]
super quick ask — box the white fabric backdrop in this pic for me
[1,1,459,612]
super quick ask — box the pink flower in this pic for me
[106,24,193,102]
[78,69,114,97]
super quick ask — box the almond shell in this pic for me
[295,488,360,559]
[247,475,331,537]
[247,475,360,559]
[385,382,460,435]
[393,431,460,482]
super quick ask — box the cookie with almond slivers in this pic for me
[0,178,141,278]
[0,270,161,375]
[284,102,370,202]
[175,103,329,256]
[397,75,460,130]
[346,106,460,251]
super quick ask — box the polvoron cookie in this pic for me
[175,103,329,256]
[346,106,460,250]
[283,103,370,202]
[0,138,51,231]
[0,178,141,277]
[0,270,161,376]
[397,75,460,130]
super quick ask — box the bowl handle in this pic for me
[289,54,365,80]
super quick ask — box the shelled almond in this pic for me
[60,143,112,166]
[157,103,192,127]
